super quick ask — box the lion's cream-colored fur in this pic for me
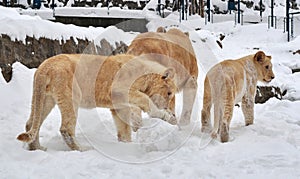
[201,51,275,142]
[17,54,177,151]
[127,27,198,125]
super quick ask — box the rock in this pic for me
[241,1,254,8]
[292,68,300,73]
[216,40,223,49]
[254,3,265,12]
[292,49,300,55]
[98,39,114,55]
[255,86,285,104]
[112,41,128,55]
[0,64,12,82]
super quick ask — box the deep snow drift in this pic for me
[1,5,300,178]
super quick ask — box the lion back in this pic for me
[127,28,198,79]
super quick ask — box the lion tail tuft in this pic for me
[17,132,35,143]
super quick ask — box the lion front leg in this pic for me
[179,77,197,126]
[242,96,254,126]
[111,108,132,142]
[130,91,177,125]
[130,107,142,132]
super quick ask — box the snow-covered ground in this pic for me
[1,3,300,178]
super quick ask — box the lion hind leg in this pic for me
[57,97,81,151]
[28,96,55,150]
[18,97,55,150]
[220,88,234,143]
[201,77,212,133]
[211,103,222,139]
[111,108,132,142]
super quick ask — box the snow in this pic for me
[0,6,137,46]
[53,7,146,19]
[1,3,300,178]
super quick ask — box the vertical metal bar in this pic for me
[238,0,240,24]
[207,0,210,22]
[185,0,188,20]
[235,12,237,25]
[271,0,274,27]
[283,18,286,32]
[205,11,207,25]
[158,0,161,16]
[242,12,243,25]
[181,0,185,20]
[286,0,290,42]
[107,0,110,15]
[191,0,194,14]
[179,0,181,23]
[260,0,262,21]
[291,14,294,38]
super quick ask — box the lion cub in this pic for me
[17,54,177,151]
[201,51,275,142]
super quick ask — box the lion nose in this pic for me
[271,76,275,79]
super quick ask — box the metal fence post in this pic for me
[286,0,290,42]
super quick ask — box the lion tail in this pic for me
[17,70,48,143]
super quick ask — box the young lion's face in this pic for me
[254,51,275,82]
[149,77,176,111]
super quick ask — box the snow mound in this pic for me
[136,118,181,152]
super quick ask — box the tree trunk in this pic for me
[199,0,204,17]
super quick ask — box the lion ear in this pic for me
[162,68,175,80]
[156,26,166,33]
[184,32,189,37]
[254,51,266,63]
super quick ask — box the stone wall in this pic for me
[0,34,127,82]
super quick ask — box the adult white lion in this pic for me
[127,27,198,125]
[17,54,177,151]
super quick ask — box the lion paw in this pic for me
[210,131,218,139]
[245,120,253,126]
[220,123,229,143]
[132,126,139,132]
[28,144,47,151]
[117,133,132,142]
[131,119,142,132]
[162,110,177,125]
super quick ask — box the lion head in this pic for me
[133,67,177,125]
[147,68,176,110]
[253,51,275,83]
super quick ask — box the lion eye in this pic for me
[265,65,269,69]
[167,92,172,96]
